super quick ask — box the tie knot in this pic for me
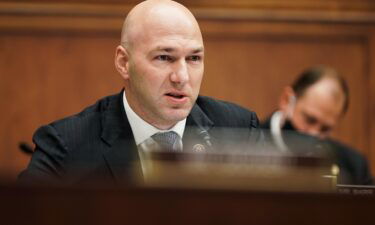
[152,131,182,152]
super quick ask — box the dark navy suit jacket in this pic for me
[261,114,373,185]
[19,91,261,186]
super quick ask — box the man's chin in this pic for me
[162,108,190,123]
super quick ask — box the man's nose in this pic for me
[170,60,189,84]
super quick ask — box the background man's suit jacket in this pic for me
[261,113,373,185]
[19,91,261,186]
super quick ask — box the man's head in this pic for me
[115,0,204,130]
[279,66,349,138]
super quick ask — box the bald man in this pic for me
[19,0,261,186]
[261,66,373,185]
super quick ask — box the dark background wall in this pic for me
[1,0,375,179]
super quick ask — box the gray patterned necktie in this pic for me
[151,131,182,152]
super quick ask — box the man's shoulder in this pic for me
[326,139,373,185]
[50,92,121,128]
[34,91,123,144]
[195,95,258,127]
[21,92,125,185]
[327,139,367,163]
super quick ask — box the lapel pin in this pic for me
[193,144,205,153]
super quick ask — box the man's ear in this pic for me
[279,86,295,112]
[115,45,130,80]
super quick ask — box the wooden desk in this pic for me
[1,184,374,225]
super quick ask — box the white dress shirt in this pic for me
[122,91,186,146]
[123,91,186,177]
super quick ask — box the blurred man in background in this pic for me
[261,66,373,185]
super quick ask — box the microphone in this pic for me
[19,142,34,154]
[197,127,212,149]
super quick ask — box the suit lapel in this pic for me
[99,93,214,183]
[103,136,141,184]
[183,103,214,152]
[100,91,141,184]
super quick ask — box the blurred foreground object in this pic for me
[263,129,373,185]
[2,184,375,225]
[136,145,337,193]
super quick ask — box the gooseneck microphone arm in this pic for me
[197,128,213,149]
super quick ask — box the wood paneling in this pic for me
[369,34,375,178]
[2,0,375,11]
[0,1,375,179]
[200,21,372,158]
[0,33,123,178]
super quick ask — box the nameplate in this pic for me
[337,185,375,195]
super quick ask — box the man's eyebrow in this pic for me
[192,47,204,54]
[152,46,204,53]
[154,47,174,52]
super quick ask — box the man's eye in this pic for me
[155,55,172,61]
[187,55,201,62]
[305,115,317,125]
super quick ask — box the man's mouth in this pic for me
[166,92,185,99]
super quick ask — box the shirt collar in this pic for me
[123,91,186,145]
